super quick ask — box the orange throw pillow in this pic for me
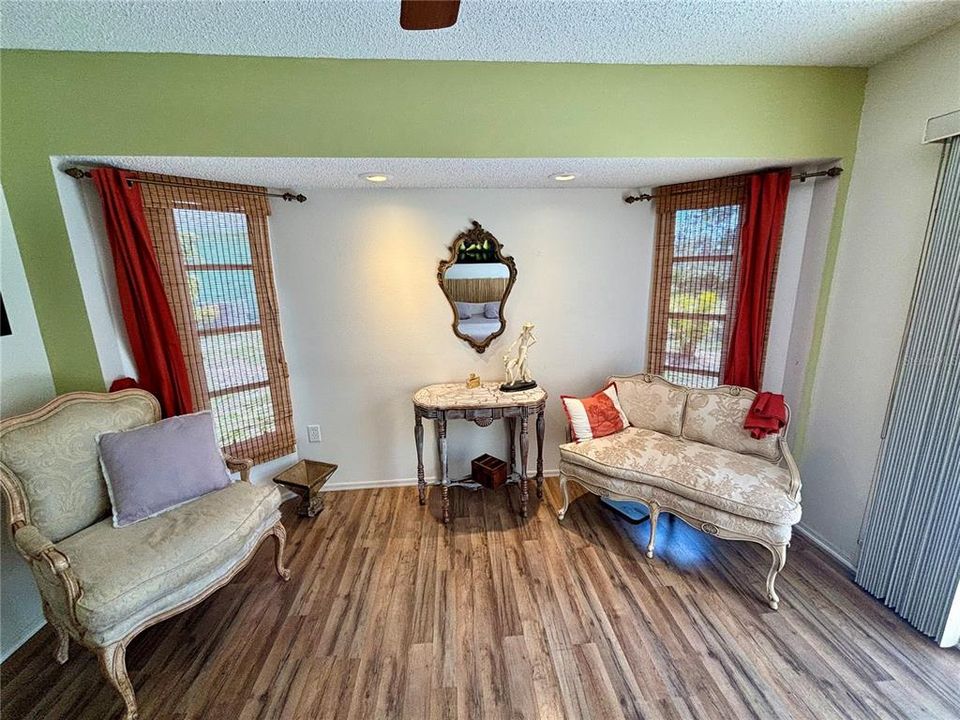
[561,383,629,442]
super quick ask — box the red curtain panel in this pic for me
[723,169,792,390]
[91,168,194,417]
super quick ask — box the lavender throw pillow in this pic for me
[483,302,500,319]
[98,411,232,528]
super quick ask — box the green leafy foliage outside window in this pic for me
[669,291,719,360]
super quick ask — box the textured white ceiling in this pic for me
[56,156,835,190]
[5,1,960,66]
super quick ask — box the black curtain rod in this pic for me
[62,167,307,203]
[623,166,843,204]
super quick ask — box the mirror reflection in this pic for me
[438,221,516,353]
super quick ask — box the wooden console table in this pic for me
[413,382,547,524]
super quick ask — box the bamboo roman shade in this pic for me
[648,174,781,388]
[140,173,295,464]
[441,277,510,303]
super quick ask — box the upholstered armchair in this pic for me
[0,390,291,720]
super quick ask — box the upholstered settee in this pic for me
[0,390,291,720]
[558,374,801,610]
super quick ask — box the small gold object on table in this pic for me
[466,373,481,389]
[273,459,338,518]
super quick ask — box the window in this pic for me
[648,176,750,388]
[141,174,295,464]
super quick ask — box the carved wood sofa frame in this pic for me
[557,375,801,611]
[0,391,292,720]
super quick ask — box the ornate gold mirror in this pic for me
[438,221,517,353]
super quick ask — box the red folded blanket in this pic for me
[110,376,143,392]
[745,392,787,439]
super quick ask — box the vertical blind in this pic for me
[649,175,783,388]
[139,173,295,465]
[856,138,960,643]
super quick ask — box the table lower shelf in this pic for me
[425,472,527,491]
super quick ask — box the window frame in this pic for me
[647,178,747,388]
[141,176,295,465]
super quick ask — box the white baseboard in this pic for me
[793,523,857,573]
[323,476,420,491]
[322,470,560,493]
[1,618,46,663]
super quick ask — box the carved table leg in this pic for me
[298,489,324,518]
[97,641,138,720]
[519,413,529,518]
[415,412,426,505]
[293,486,324,517]
[437,413,450,524]
[535,409,545,500]
[507,417,516,476]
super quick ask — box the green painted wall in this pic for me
[0,50,865,449]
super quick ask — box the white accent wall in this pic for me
[0,186,56,660]
[268,189,656,487]
[764,171,839,411]
[800,23,960,568]
[53,162,137,384]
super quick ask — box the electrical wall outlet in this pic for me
[307,424,322,443]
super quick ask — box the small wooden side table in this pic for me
[273,460,338,518]
[413,382,547,524]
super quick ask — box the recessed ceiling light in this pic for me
[551,172,576,182]
[361,173,390,183]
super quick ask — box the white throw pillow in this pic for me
[561,383,629,443]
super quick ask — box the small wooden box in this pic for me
[472,454,508,490]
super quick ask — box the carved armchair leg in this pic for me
[270,522,292,581]
[557,475,570,521]
[646,503,660,558]
[766,544,787,610]
[97,642,138,720]
[52,621,70,664]
[42,601,70,664]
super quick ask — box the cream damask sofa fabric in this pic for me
[0,390,292,720]
[558,374,801,610]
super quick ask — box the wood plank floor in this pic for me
[2,479,959,719]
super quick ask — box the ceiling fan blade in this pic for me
[400,0,461,30]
